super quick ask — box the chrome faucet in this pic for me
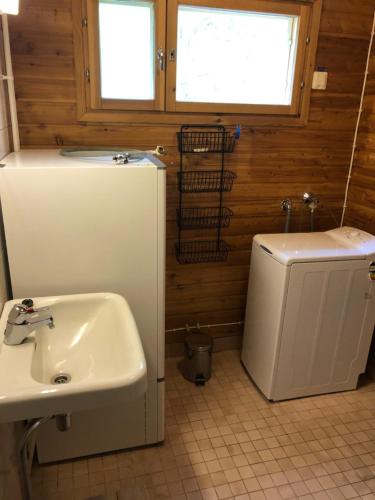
[113,152,130,165]
[302,192,319,211]
[4,299,55,346]
[302,193,319,232]
[281,199,292,233]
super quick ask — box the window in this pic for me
[98,1,155,101]
[175,6,298,105]
[82,0,166,110]
[74,0,321,122]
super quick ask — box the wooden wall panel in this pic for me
[344,34,375,375]
[8,0,375,355]
[345,40,375,235]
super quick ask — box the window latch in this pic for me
[157,48,165,71]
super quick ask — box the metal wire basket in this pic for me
[177,170,236,193]
[176,131,237,153]
[176,207,233,230]
[175,239,230,264]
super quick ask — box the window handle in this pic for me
[157,48,165,71]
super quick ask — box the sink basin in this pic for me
[0,293,147,423]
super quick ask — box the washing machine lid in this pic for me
[254,227,375,266]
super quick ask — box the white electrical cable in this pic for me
[340,10,375,226]
[1,14,20,152]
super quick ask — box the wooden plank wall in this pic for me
[345,36,375,235]
[344,21,375,376]
[8,0,375,355]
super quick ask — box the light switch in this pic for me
[312,71,328,90]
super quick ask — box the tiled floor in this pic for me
[32,350,375,500]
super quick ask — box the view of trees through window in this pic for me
[176,6,299,105]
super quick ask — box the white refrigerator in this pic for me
[0,150,165,462]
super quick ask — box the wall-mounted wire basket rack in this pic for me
[177,130,237,153]
[177,207,233,230]
[177,170,236,193]
[176,240,230,264]
[175,124,238,264]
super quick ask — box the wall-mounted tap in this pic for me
[4,298,54,345]
[302,192,319,232]
[303,192,319,210]
[281,199,292,233]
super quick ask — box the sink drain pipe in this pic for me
[19,414,72,499]
[55,413,72,432]
[19,416,53,500]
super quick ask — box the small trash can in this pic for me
[181,333,213,385]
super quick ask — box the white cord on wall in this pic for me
[340,10,375,226]
[1,14,20,152]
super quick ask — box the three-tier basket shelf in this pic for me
[175,124,238,264]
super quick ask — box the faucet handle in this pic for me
[21,299,49,314]
[32,306,50,314]
[8,299,51,325]
[302,192,319,210]
[22,298,34,308]
[8,303,31,324]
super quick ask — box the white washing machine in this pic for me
[241,227,375,401]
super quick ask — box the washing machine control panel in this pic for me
[327,227,375,256]
[341,229,371,243]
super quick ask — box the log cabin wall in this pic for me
[7,0,375,355]
[344,24,375,377]
[344,35,375,235]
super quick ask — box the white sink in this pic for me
[0,293,147,423]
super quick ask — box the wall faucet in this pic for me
[281,199,292,233]
[302,193,319,232]
[4,299,54,346]
[302,192,319,211]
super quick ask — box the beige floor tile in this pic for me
[31,351,375,500]
[201,487,218,500]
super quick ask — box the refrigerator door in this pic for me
[273,259,375,400]
[157,168,166,380]
[0,157,165,460]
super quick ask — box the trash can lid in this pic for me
[185,333,213,351]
